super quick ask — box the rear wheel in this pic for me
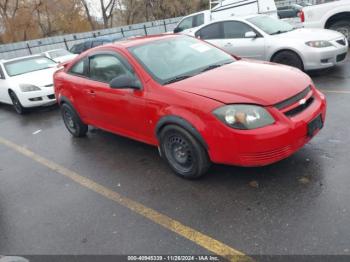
[328,20,350,42]
[9,91,26,114]
[272,51,304,71]
[61,103,88,137]
[159,125,210,179]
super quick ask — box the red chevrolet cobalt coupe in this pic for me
[54,35,326,179]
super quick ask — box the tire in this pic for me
[328,20,350,42]
[271,51,304,71]
[9,91,26,114]
[60,103,88,137]
[159,125,210,179]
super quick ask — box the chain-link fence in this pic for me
[0,17,182,60]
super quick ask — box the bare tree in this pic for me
[100,0,117,28]
[0,0,19,20]
[81,0,96,30]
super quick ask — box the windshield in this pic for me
[4,56,57,77]
[48,49,72,59]
[248,16,295,35]
[129,36,235,84]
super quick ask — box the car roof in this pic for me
[110,34,180,48]
[46,48,66,52]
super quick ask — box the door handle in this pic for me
[224,42,233,47]
[86,90,96,96]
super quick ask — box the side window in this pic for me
[196,23,223,40]
[88,54,131,83]
[177,16,194,32]
[193,14,204,27]
[92,41,103,48]
[69,59,86,76]
[84,41,92,50]
[223,21,256,39]
[71,43,84,54]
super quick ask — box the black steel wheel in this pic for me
[272,50,304,71]
[160,125,210,179]
[9,91,26,114]
[61,103,88,137]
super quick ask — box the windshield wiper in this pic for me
[271,28,295,35]
[200,61,233,73]
[163,75,193,85]
[163,61,233,85]
[270,30,286,35]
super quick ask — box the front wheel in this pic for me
[271,51,304,71]
[159,125,210,179]
[9,91,26,114]
[328,20,350,42]
[61,103,88,137]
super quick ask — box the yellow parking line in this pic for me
[0,136,252,262]
[320,90,350,94]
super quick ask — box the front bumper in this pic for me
[206,89,327,167]
[18,88,56,108]
[303,40,348,70]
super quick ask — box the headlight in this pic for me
[213,105,275,130]
[19,84,41,92]
[306,41,333,48]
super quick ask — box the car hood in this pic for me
[169,60,311,105]
[274,28,344,41]
[10,67,58,87]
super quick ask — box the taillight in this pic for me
[298,10,305,22]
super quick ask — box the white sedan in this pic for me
[184,15,348,71]
[42,49,77,63]
[0,55,58,114]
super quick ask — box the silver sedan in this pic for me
[184,15,348,71]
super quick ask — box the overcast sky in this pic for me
[86,0,108,18]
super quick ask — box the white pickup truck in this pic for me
[173,0,277,33]
[299,0,350,41]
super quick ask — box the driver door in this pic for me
[83,52,148,139]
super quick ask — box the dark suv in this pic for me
[69,36,124,54]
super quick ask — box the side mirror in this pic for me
[245,31,257,38]
[173,27,182,33]
[109,74,141,90]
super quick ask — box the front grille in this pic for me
[240,145,293,166]
[337,53,347,62]
[284,96,314,117]
[336,39,346,46]
[274,86,311,110]
[47,94,55,99]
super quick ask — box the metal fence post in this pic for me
[121,28,125,37]
[163,20,167,32]
[63,38,69,50]
[26,43,32,55]
[143,24,148,36]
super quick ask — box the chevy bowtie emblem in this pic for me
[299,98,307,105]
